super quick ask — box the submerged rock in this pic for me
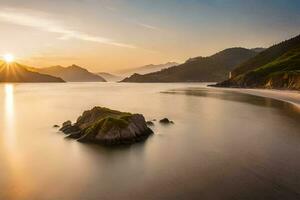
[59,107,153,145]
[53,124,60,128]
[159,118,174,124]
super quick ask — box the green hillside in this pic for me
[216,47,300,90]
[232,34,300,77]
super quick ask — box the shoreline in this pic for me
[208,86,300,108]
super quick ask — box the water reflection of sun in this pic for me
[5,84,14,119]
[3,84,31,199]
[4,84,15,150]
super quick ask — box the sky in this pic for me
[0,0,299,73]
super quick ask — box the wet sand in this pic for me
[232,89,300,107]
[206,85,300,107]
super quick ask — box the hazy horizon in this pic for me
[0,0,299,73]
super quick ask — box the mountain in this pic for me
[33,65,106,82]
[117,62,179,77]
[251,48,266,53]
[97,72,123,82]
[215,34,300,90]
[0,61,64,83]
[121,48,258,83]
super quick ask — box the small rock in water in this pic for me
[146,121,154,126]
[62,120,72,127]
[59,120,80,134]
[59,107,153,145]
[159,118,174,124]
[53,124,60,128]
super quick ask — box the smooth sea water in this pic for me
[0,82,300,200]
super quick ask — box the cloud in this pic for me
[105,6,118,12]
[136,23,161,31]
[125,19,162,31]
[104,8,161,31]
[0,8,136,48]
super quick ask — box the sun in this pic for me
[3,54,15,63]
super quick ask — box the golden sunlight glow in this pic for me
[4,84,16,150]
[5,84,14,117]
[3,54,15,63]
